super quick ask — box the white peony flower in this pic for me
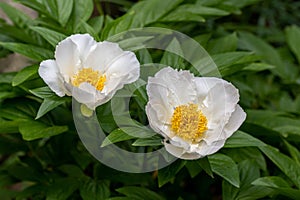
[38,34,140,110]
[145,67,246,160]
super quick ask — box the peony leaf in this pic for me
[158,160,186,187]
[80,179,110,200]
[19,120,68,141]
[30,26,66,47]
[224,131,266,148]
[101,128,136,147]
[259,145,300,188]
[252,176,300,199]
[132,136,163,147]
[285,25,300,64]
[208,153,240,187]
[0,42,53,61]
[35,96,69,119]
[12,65,38,86]
[116,186,165,200]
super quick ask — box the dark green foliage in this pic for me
[0,0,300,199]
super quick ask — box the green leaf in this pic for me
[12,65,38,86]
[283,140,300,166]
[111,36,154,51]
[15,184,46,200]
[77,20,99,40]
[236,160,271,199]
[0,2,32,27]
[0,99,38,120]
[253,176,290,188]
[0,119,19,134]
[252,176,300,199]
[194,51,258,76]
[223,159,271,200]
[46,178,79,200]
[158,160,186,187]
[30,26,66,47]
[8,164,46,182]
[116,186,165,200]
[56,0,74,26]
[181,5,229,16]
[259,145,300,188]
[88,16,104,35]
[161,4,229,22]
[185,161,202,178]
[160,38,184,68]
[0,72,16,84]
[243,63,275,71]
[101,128,136,147]
[160,11,205,22]
[102,0,182,38]
[19,120,68,141]
[224,147,267,171]
[224,131,266,148]
[238,31,282,66]
[207,33,238,54]
[58,164,85,178]
[36,96,69,119]
[80,179,110,200]
[186,157,213,178]
[197,156,214,177]
[285,25,300,64]
[43,0,58,20]
[208,153,240,187]
[15,0,47,15]
[29,86,55,99]
[246,110,300,141]
[238,31,297,80]
[132,136,163,147]
[0,42,53,61]
[69,0,93,31]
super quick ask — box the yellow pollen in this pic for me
[171,103,208,142]
[72,68,106,91]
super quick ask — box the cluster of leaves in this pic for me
[0,0,300,199]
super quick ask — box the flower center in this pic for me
[72,68,106,91]
[171,103,208,142]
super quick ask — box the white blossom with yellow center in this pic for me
[146,67,246,160]
[39,34,140,110]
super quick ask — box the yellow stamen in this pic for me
[72,68,106,91]
[96,75,106,91]
[171,103,208,142]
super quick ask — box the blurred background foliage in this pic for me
[0,0,300,199]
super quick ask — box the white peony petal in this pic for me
[201,79,239,120]
[223,105,246,137]
[146,75,174,117]
[180,152,202,160]
[145,103,170,137]
[164,141,185,158]
[68,34,97,60]
[170,136,191,150]
[200,81,240,144]
[39,60,66,97]
[72,82,98,110]
[104,51,140,94]
[165,140,202,160]
[194,77,228,103]
[145,67,198,137]
[84,41,124,72]
[55,37,81,81]
[146,67,246,159]
[148,67,197,106]
[195,139,226,156]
